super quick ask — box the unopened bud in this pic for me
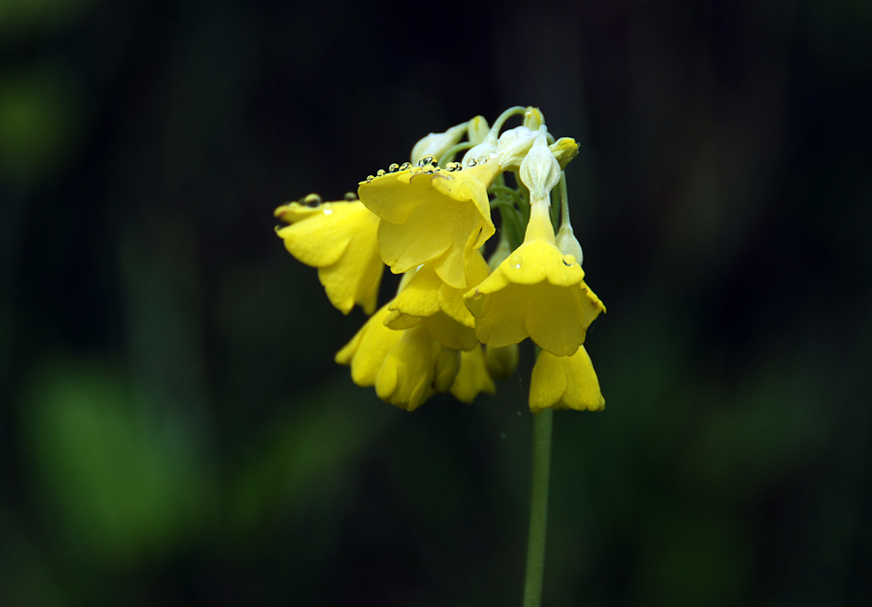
[410,122,468,165]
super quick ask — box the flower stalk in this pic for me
[523,408,553,607]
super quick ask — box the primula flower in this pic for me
[335,304,403,386]
[375,324,460,411]
[358,160,502,289]
[465,130,605,356]
[336,302,460,412]
[529,346,604,413]
[275,196,383,315]
[450,346,496,404]
[384,252,490,351]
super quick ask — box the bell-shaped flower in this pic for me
[464,130,605,356]
[529,346,604,413]
[336,302,461,412]
[275,196,383,315]
[410,121,468,166]
[374,324,460,412]
[450,346,496,404]
[358,160,502,289]
[384,252,490,351]
[335,304,403,387]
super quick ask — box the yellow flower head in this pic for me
[384,251,490,351]
[464,130,605,356]
[450,346,496,404]
[275,195,383,315]
[358,160,502,289]
[335,304,403,386]
[529,346,604,413]
[277,107,608,413]
[336,302,460,412]
[376,324,460,411]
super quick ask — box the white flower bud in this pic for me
[495,126,536,170]
[410,121,468,165]
[519,126,561,200]
[461,130,498,167]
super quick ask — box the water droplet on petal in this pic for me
[376,168,386,177]
[510,255,524,269]
[322,208,333,215]
[421,155,436,166]
[388,163,400,173]
[446,161,462,172]
[343,192,357,201]
[467,158,477,167]
[562,254,576,266]
[366,175,374,182]
[303,193,322,207]
[400,162,411,170]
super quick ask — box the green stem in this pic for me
[522,408,553,607]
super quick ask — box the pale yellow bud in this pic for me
[549,137,580,169]
[523,107,545,131]
[467,115,490,145]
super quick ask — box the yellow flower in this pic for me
[464,203,605,356]
[376,324,460,411]
[335,302,460,412]
[529,346,604,413]
[358,161,502,289]
[335,304,402,386]
[275,197,383,315]
[384,251,490,351]
[450,346,496,404]
[464,130,605,356]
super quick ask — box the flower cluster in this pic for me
[275,107,606,413]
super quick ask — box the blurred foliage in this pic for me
[1,0,871,606]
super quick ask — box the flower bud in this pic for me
[461,129,498,167]
[519,126,561,200]
[549,137,580,169]
[410,121,468,165]
[556,223,584,266]
[467,115,490,145]
[495,126,536,170]
[523,107,545,131]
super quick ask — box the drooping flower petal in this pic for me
[375,324,460,412]
[465,239,604,356]
[335,304,402,386]
[450,346,496,404]
[359,161,502,289]
[385,252,489,351]
[275,199,383,314]
[529,346,604,413]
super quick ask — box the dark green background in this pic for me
[2,0,870,605]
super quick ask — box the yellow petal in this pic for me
[464,237,605,355]
[375,324,460,412]
[359,162,500,289]
[529,347,604,413]
[450,346,496,403]
[335,305,402,387]
[275,201,384,314]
